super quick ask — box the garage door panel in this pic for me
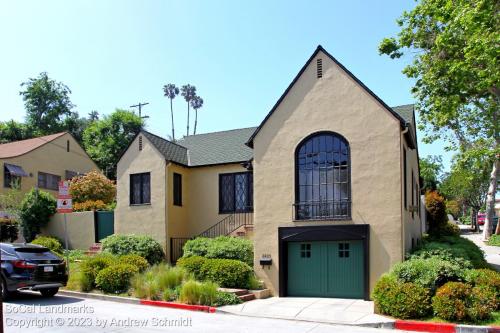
[287,240,364,298]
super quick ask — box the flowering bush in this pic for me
[69,170,116,204]
[73,200,108,212]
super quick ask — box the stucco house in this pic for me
[0,132,98,198]
[115,45,422,300]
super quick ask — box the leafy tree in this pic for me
[82,109,143,178]
[191,95,204,135]
[180,84,197,136]
[379,0,499,238]
[88,110,99,122]
[20,72,75,135]
[163,83,179,141]
[0,120,32,143]
[19,189,57,242]
[420,155,443,191]
[63,112,89,143]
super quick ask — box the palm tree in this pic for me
[88,110,99,121]
[190,96,204,135]
[180,84,197,136]
[163,83,179,140]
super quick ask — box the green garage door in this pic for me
[287,240,364,298]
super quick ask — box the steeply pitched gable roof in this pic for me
[246,45,409,147]
[0,132,66,158]
[177,127,256,166]
[141,131,188,165]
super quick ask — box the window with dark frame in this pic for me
[219,172,253,213]
[173,173,182,206]
[4,165,21,188]
[300,243,311,258]
[295,132,351,220]
[338,242,350,258]
[130,172,151,205]
[38,172,61,190]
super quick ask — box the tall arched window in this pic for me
[295,132,351,220]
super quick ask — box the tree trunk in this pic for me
[194,109,198,135]
[186,103,190,136]
[170,99,175,141]
[482,158,499,240]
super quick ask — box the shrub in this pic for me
[414,235,487,268]
[407,248,473,269]
[372,274,431,319]
[63,249,86,262]
[247,274,263,290]
[392,257,464,292]
[182,236,254,266]
[488,234,500,247]
[213,291,243,306]
[433,222,461,237]
[95,263,138,293]
[119,254,149,272]
[176,256,207,280]
[73,200,108,212]
[31,236,63,256]
[468,286,498,320]
[182,237,211,257]
[179,280,218,305]
[79,253,117,291]
[19,189,56,242]
[200,258,252,288]
[0,217,19,242]
[425,190,448,235]
[432,282,471,321]
[101,234,164,265]
[131,268,161,300]
[464,269,500,301]
[69,170,116,204]
[459,215,471,225]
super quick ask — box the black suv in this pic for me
[1,243,68,299]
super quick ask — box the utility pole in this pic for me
[130,102,150,120]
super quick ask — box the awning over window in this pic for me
[4,163,28,177]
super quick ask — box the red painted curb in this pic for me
[394,320,456,333]
[488,327,500,333]
[140,299,216,313]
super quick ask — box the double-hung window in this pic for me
[130,172,151,205]
[38,172,61,190]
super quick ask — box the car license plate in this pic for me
[44,266,54,272]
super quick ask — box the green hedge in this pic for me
[392,257,464,292]
[101,234,165,265]
[119,254,149,272]
[79,254,117,291]
[31,236,64,256]
[176,256,207,280]
[95,263,139,293]
[182,236,253,266]
[372,274,431,319]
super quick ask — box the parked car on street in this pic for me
[477,213,486,225]
[1,243,68,299]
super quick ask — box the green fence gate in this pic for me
[95,211,114,242]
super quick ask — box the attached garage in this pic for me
[279,225,369,300]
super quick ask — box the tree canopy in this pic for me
[420,155,443,191]
[82,109,144,178]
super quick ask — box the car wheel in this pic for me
[1,278,12,301]
[40,288,59,297]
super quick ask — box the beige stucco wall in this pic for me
[115,134,168,251]
[252,50,404,296]
[41,212,95,250]
[402,140,423,253]
[0,133,98,197]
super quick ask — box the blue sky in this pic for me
[0,0,453,170]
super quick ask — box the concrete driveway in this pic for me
[219,297,393,327]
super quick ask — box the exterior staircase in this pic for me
[219,288,256,302]
[85,243,102,256]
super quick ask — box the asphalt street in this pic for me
[1,292,410,333]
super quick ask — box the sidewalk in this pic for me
[218,297,394,328]
[460,226,500,271]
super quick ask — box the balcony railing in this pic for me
[293,200,351,221]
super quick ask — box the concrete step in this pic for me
[218,288,249,296]
[238,294,256,302]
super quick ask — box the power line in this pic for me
[130,102,150,120]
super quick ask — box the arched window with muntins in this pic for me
[295,132,351,220]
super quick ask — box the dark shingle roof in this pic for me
[141,131,188,165]
[177,127,256,166]
[392,104,414,125]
